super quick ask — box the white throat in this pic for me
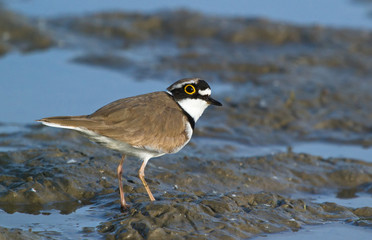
[177,98,209,122]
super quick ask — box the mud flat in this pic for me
[0,125,371,239]
[0,7,53,56]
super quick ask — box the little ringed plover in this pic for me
[37,77,222,209]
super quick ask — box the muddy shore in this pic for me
[1,128,372,239]
[1,4,372,240]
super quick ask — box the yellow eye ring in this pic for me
[184,84,196,95]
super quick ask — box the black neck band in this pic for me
[181,108,195,130]
[165,91,195,130]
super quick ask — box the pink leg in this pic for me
[138,159,156,201]
[117,155,129,209]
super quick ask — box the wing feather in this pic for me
[39,92,190,153]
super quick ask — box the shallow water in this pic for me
[293,142,372,163]
[0,50,164,123]
[311,193,372,209]
[0,204,103,239]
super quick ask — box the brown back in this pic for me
[39,92,190,153]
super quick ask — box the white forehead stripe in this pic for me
[198,88,211,96]
[169,80,198,90]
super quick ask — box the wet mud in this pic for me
[1,5,372,240]
[0,7,53,56]
[1,126,372,239]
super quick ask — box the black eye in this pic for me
[184,84,196,95]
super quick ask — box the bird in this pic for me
[37,77,222,209]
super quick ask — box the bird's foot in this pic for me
[120,203,131,212]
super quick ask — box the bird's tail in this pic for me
[36,115,98,131]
